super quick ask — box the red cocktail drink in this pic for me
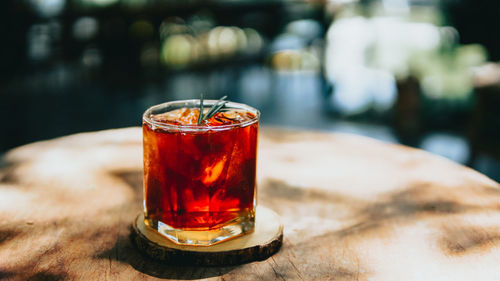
[142,100,259,245]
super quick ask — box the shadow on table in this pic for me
[26,272,68,281]
[109,169,500,278]
[95,170,239,279]
[439,224,500,255]
[97,235,238,279]
[0,271,67,281]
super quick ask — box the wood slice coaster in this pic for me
[131,206,283,266]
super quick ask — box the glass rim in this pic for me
[143,99,260,131]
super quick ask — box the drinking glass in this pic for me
[142,99,259,246]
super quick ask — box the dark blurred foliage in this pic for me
[0,1,31,83]
[441,0,500,61]
[0,0,327,151]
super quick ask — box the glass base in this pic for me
[144,213,255,246]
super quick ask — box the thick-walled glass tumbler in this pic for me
[142,99,259,246]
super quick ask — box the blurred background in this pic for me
[1,0,499,181]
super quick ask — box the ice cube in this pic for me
[151,108,200,125]
[207,109,255,125]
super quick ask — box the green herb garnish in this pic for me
[198,95,227,124]
[197,92,204,125]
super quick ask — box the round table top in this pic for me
[1,127,499,280]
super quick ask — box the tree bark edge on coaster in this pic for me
[130,206,283,266]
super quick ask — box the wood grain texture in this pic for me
[131,207,283,266]
[0,127,499,280]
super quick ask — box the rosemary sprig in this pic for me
[198,95,227,124]
[204,96,227,119]
[197,92,204,125]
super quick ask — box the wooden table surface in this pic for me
[1,127,499,280]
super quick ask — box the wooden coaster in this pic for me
[131,207,283,266]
